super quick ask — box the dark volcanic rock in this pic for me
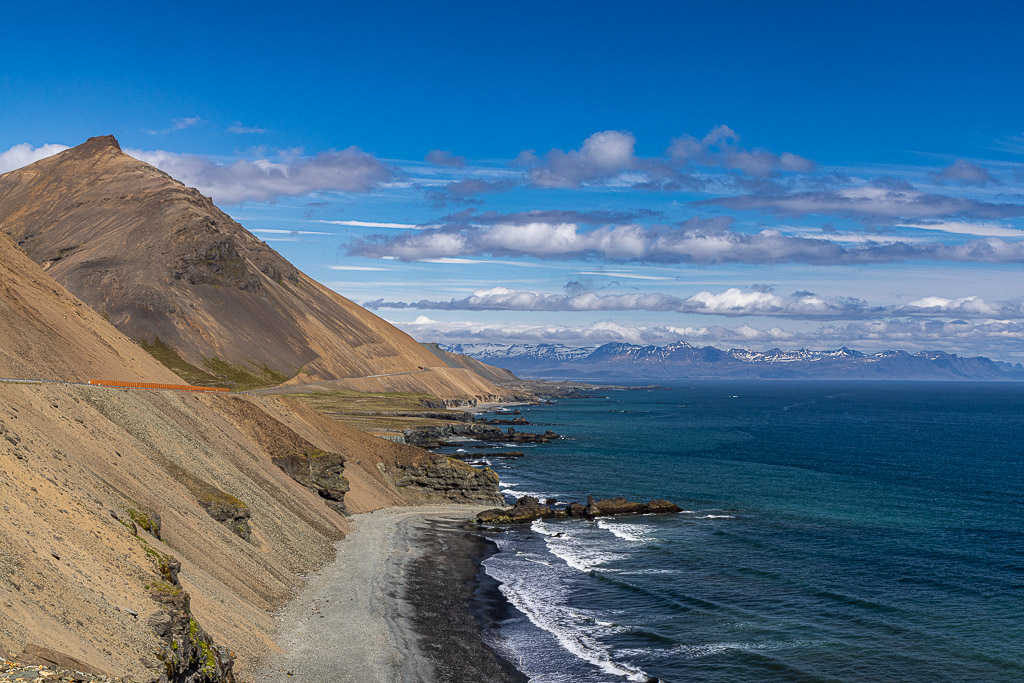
[403,423,559,448]
[396,456,504,505]
[452,450,524,459]
[197,498,253,541]
[272,447,349,514]
[477,496,550,524]
[483,416,529,425]
[477,494,683,525]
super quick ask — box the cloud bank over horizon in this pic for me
[2,124,1022,360]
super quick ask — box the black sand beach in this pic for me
[405,518,527,682]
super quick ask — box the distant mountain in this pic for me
[0,136,503,399]
[441,340,1024,381]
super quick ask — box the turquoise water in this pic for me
[461,382,1024,682]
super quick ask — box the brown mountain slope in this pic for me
[0,233,180,383]
[0,135,502,399]
[0,232,501,678]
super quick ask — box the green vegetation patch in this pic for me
[201,357,291,391]
[137,336,294,390]
[138,338,225,387]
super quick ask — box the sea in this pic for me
[440,381,1024,682]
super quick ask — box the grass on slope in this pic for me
[138,337,291,390]
[286,389,464,433]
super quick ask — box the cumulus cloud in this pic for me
[425,150,467,167]
[391,315,1024,358]
[523,130,638,188]
[668,125,815,177]
[0,142,70,174]
[127,147,394,204]
[347,218,1024,265]
[704,180,1024,223]
[366,286,1024,321]
[930,159,998,186]
[392,315,796,346]
[511,126,814,189]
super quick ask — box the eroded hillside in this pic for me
[0,233,502,680]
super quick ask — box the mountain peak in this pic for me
[81,134,122,152]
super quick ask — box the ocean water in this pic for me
[453,381,1024,682]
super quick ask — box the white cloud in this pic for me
[227,122,267,134]
[930,159,997,186]
[348,219,1024,265]
[0,142,70,174]
[365,286,1024,321]
[576,271,674,281]
[147,116,202,135]
[526,130,638,188]
[896,221,1024,238]
[710,182,1024,222]
[126,147,393,204]
[668,124,814,176]
[251,228,333,235]
[390,316,798,346]
[389,314,1024,358]
[326,265,391,271]
[318,219,422,230]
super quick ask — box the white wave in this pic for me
[617,638,827,660]
[485,550,650,682]
[596,519,651,543]
[700,514,735,519]
[533,521,628,573]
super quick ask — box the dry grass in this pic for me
[284,390,465,434]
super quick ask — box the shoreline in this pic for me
[254,505,525,682]
[452,400,533,413]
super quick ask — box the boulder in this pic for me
[477,494,684,525]
[477,495,550,524]
[646,499,683,514]
[592,497,646,515]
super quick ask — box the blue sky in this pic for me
[2,1,1023,359]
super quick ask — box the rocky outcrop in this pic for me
[271,448,349,515]
[482,416,529,425]
[395,456,503,505]
[196,497,252,542]
[451,450,524,459]
[219,398,350,514]
[116,511,236,682]
[148,575,236,683]
[403,423,559,448]
[477,495,683,525]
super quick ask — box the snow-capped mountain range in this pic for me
[441,341,1024,381]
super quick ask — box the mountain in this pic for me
[0,136,503,400]
[0,230,502,678]
[444,343,598,369]
[442,341,1024,381]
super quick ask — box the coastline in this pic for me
[254,505,525,683]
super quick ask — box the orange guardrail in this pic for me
[88,379,231,393]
